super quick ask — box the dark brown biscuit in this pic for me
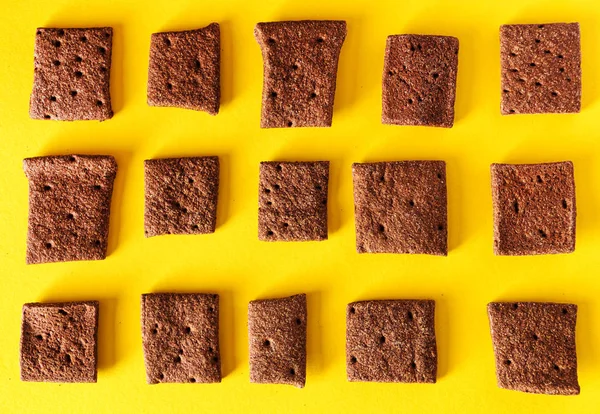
[352,161,447,255]
[147,23,220,115]
[20,301,99,382]
[487,302,580,395]
[254,20,347,128]
[491,162,576,255]
[259,161,329,241]
[500,23,581,114]
[248,294,307,388]
[141,293,221,384]
[23,155,118,264]
[382,35,459,128]
[30,27,113,121]
[144,157,219,237]
[346,300,437,383]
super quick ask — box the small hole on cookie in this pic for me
[189,378,196,383]
[295,318,302,325]
[289,368,296,375]
[535,82,542,87]
[194,60,201,70]
[315,185,322,190]
[80,36,87,42]
[212,356,218,363]
[43,185,52,191]
[410,362,417,369]
[283,223,289,228]
[378,224,385,232]
[533,334,539,341]
[408,98,413,104]
[158,373,164,380]
[510,68,518,73]
[350,356,357,364]
[316,37,324,43]
[562,308,568,315]
[50,96,57,102]
[537,175,543,183]
[185,327,191,334]
[562,200,568,209]
[93,185,102,190]
[553,364,560,371]
[432,73,439,79]
[166,83,172,90]
[273,184,280,190]
[270,91,277,98]
[164,38,171,46]
[151,328,157,334]
[287,121,293,127]
[379,336,385,344]
[263,339,271,347]
[45,242,53,249]
[100,66,107,73]
[58,309,68,315]
[509,52,517,57]
[268,38,276,44]
[208,306,214,313]
[266,201,272,206]
[310,92,317,99]
[53,40,61,47]
[408,311,413,320]
[35,334,43,340]
[557,54,564,59]
[96,100,103,107]
[207,347,213,353]
[67,213,74,220]
[191,225,199,230]
[75,56,83,63]
[538,229,547,238]
[350,307,356,314]
[409,200,415,207]
[174,356,181,363]
[512,303,518,309]
[52,60,60,66]
[43,114,51,119]
[74,71,83,78]
[437,173,442,179]
[504,359,512,366]
[267,230,274,236]
[509,109,515,113]
[559,68,565,73]
[264,188,271,193]
[437,225,444,231]
[538,25,545,29]
[97,46,106,54]
[535,39,540,43]
[529,63,536,67]
[70,90,77,97]
[291,64,298,70]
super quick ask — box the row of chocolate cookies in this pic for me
[22,155,576,264]
[20,296,580,395]
[29,22,581,123]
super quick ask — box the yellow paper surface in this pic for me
[1,0,599,412]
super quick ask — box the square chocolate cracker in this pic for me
[382,35,459,128]
[500,23,581,114]
[254,21,346,128]
[346,300,437,383]
[248,294,307,388]
[259,161,329,241]
[23,155,118,264]
[491,162,576,255]
[20,301,99,382]
[488,302,580,395]
[147,23,220,115]
[30,27,113,121]
[144,157,219,237]
[141,293,221,384]
[352,161,447,255]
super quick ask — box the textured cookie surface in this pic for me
[254,20,347,128]
[248,294,307,388]
[346,300,437,383]
[352,161,447,254]
[23,155,118,264]
[147,23,220,115]
[259,161,329,241]
[491,162,576,255]
[144,157,219,237]
[20,301,98,382]
[382,35,459,127]
[500,23,581,114]
[30,27,113,121]
[141,293,221,384]
[488,302,579,395]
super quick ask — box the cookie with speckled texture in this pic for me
[23,155,117,264]
[20,301,99,382]
[141,293,220,384]
[491,162,576,255]
[248,294,307,388]
[352,161,447,255]
[500,23,581,114]
[30,27,113,121]
[258,161,329,241]
[144,157,219,237]
[147,23,220,115]
[254,20,346,128]
[488,302,579,395]
[382,35,458,127]
[346,300,437,383]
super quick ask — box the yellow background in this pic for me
[1,0,599,412]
